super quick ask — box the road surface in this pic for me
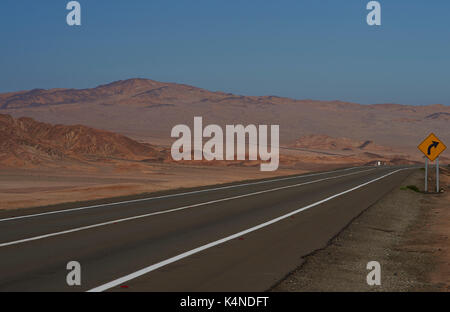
[0,166,415,291]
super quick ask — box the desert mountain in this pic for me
[291,134,392,152]
[1,78,449,157]
[0,114,164,168]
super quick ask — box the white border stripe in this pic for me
[0,166,366,223]
[88,168,410,292]
[0,168,375,248]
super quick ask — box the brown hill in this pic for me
[425,112,450,121]
[1,78,449,157]
[291,134,392,152]
[0,79,214,110]
[0,114,164,168]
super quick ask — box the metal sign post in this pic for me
[424,158,428,192]
[436,157,439,193]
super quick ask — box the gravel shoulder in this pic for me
[272,167,450,292]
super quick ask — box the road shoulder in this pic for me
[272,168,450,292]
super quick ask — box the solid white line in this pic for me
[0,166,367,223]
[88,168,410,292]
[0,168,376,248]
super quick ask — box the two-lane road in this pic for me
[0,166,415,291]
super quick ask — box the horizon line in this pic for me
[0,77,448,108]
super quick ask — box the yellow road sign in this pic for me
[418,133,447,161]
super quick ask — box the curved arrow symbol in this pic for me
[427,141,439,155]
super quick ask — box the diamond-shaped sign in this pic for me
[418,133,447,161]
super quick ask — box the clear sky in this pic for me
[0,0,449,105]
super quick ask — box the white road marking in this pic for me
[0,168,376,248]
[0,166,368,222]
[88,168,411,292]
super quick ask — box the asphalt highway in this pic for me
[0,166,415,291]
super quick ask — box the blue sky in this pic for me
[0,0,449,105]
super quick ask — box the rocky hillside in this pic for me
[291,134,392,152]
[1,78,449,156]
[0,114,165,167]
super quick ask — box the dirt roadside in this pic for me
[272,167,450,292]
[0,165,306,211]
